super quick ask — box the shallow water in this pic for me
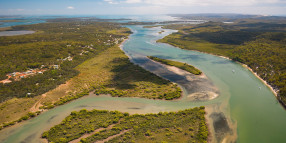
[122,25,286,143]
[0,25,285,143]
[0,30,35,36]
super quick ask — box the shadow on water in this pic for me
[211,60,230,65]
[210,112,232,142]
[127,107,142,110]
[178,54,207,61]
[108,57,171,90]
[22,133,36,143]
[47,115,58,123]
[130,56,219,101]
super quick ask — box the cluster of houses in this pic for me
[1,39,123,85]
[0,65,60,84]
[104,37,125,45]
[57,55,73,62]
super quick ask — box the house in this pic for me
[0,79,12,84]
[20,74,26,78]
[53,65,59,69]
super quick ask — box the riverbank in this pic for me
[0,32,183,131]
[212,54,278,98]
[147,56,202,75]
[156,22,286,109]
[133,54,219,101]
[157,39,281,105]
[216,55,279,98]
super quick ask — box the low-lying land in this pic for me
[148,56,202,75]
[42,107,208,143]
[0,21,130,102]
[0,21,129,127]
[158,20,286,107]
[0,21,181,128]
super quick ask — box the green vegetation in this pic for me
[42,109,125,142]
[148,56,202,75]
[42,107,208,143]
[0,21,181,126]
[0,111,40,129]
[40,45,182,110]
[158,21,286,107]
[143,25,162,28]
[0,22,130,102]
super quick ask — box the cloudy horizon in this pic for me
[0,0,285,16]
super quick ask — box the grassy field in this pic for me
[42,107,208,143]
[148,56,202,75]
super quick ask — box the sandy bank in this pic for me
[159,41,278,99]
[146,58,219,101]
[241,64,278,97]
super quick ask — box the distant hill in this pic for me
[169,13,286,22]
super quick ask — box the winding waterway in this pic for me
[0,25,285,143]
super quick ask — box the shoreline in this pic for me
[147,58,219,101]
[241,64,278,96]
[119,39,185,101]
[0,37,132,132]
[158,41,279,98]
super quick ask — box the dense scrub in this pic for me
[148,56,202,75]
[42,109,126,142]
[39,45,182,110]
[158,21,286,107]
[42,107,208,143]
[0,22,130,102]
[0,36,181,127]
[232,37,286,104]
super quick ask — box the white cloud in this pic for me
[104,0,119,4]
[125,0,142,3]
[67,6,75,9]
[123,5,167,14]
[101,0,286,15]
[104,0,286,6]
[143,0,286,6]
[16,9,25,11]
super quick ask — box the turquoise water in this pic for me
[122,25,286,143]
[0,16,285,143]
[0,30,34,36]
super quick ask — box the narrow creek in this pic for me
[0,25,285,143]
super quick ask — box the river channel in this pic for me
[0,25,285,143]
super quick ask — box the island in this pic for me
[42,107,208,143]
[148,56,202,75]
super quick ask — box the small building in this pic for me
[53,65,59,69]
[0,79,12,84]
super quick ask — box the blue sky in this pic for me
[0,0,285,15]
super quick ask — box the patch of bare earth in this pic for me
[69,120,126,143]
[29,94,46,112]
[96,130,130,143]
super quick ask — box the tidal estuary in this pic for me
[0,25,285,143]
